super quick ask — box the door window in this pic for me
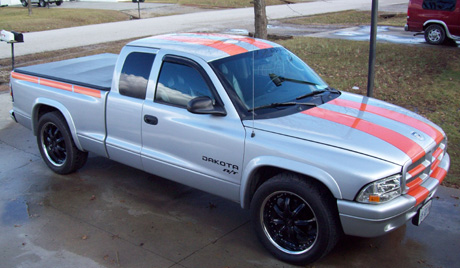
[155,61,215,107]
[119,52,156,99]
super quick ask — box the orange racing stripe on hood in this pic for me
[302,107,425,163]
[329,98,443,144]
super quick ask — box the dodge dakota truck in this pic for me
[9,33,450,264]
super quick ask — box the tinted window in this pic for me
[119,52,156,99]
[423,0,456,11]
[155,61,215,107]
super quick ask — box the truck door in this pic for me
[106,50,156,170]
[141,55,245,202]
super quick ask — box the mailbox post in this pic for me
[1,30,24,70]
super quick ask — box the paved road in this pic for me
[0,0,408,59]
[1,91,459,267]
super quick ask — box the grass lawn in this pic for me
[278,37,459,187]
[282,10,407,27]
[0,7,130,33]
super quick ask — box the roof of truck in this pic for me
[126,33,281,62]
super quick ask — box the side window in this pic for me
[423,0,456,11]
[119,52,156,99]
[155,61,215,107]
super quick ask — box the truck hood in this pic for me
[245,92,445,165]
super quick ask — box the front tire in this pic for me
[21,0,28,7]
[251,173,341,265]
[37,112,88,174]
[424,24,446,45]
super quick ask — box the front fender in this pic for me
[32,98,83,151]
[240,156,342,209]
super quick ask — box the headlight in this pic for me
[356,174,402,204]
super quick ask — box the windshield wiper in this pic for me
[269,73,318,87]
[296,87,340,100]
[296,89,326,100]
[249,102,317,112]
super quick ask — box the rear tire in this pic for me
[424,24,446,45]
[21,0,28,7]
[250,172,341,265]
[37,111,88,174]
[56,1,62,6]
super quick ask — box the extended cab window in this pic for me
[119,52,156,99]
[155,60,215,107]
[423,0,456,11]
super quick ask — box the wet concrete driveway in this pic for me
[0,91,459,267]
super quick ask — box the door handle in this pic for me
[144,115,158,125]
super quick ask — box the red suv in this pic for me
[405,0,460,45]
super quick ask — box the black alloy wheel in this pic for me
[251,172,341,265]
[37,111,88,174]
[41,121,67,167]
[261,191,318,254]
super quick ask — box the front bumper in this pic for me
[338,153,450,238]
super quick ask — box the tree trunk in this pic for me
[28,0,32,16]
[254,0,267,39]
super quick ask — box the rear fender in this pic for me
[32,98,83,151]
[423,20,454,38]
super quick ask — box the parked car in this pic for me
[405,0,460,45]
[21,0,63,7]
[9,33,450,265]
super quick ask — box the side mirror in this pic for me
[187,96,226,116]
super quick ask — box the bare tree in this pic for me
[254,0,267,39]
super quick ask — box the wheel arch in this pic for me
[423,20,453,38]
[240,156,342,209]
[32,98,83,151]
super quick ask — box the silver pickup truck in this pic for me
[9,33,450,264]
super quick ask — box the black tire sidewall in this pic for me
[250,174,338,265]
[37,112,78,174]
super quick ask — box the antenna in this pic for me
[251,50,256,138]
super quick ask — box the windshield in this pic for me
[210,47,328,111]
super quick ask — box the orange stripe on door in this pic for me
[330,98,444,144]
[302,107,425,162]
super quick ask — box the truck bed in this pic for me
[14,53,118,91]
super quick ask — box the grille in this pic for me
[405,139,446,190]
